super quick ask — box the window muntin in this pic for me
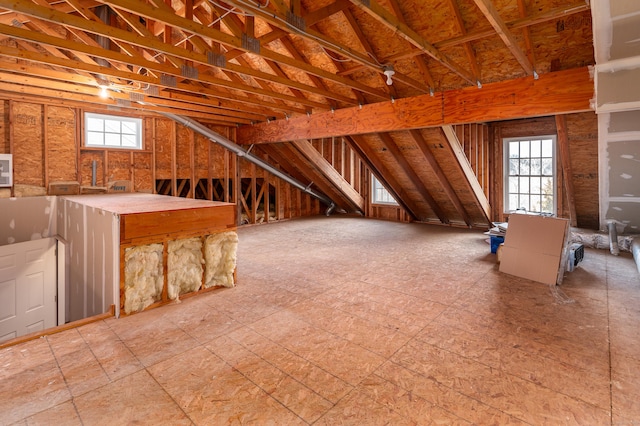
[85,112,142,149]
[371,175,398,205]
[504,136,556,214]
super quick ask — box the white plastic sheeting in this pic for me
[167,237,204,300]
[124,243,163,314]
[204,231,238,288]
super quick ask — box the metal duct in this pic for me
[608,221,620,256]
[159,112,336,215]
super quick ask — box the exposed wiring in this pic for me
[208,0,252,16]
[230,0,381,70]
[321,46,351,63]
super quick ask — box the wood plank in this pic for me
[472,0,533,75]
[121,204,236,243]
[347,0,475,85]
[291,140,364,212]
[238,67,593,144]
[555,114,577,227]
[441,125,491,226]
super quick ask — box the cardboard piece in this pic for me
[48,181,80,195]
[108,180,132,193]
[499,214,569,285]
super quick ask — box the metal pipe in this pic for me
[608,221,620,256]
[91,160,97,187]
[160,112,336,214]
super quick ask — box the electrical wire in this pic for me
[229,0,381,70]
[208,0,252,16]
[321,46,351,63]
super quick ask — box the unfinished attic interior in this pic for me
[1,0,640,424]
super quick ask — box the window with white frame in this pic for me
[371,175,398,205]
[85,112,143,149]
[504,136,556,214]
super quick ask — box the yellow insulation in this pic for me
[167,237,203,300]
[204,231,238,288]
[123,243,163,314]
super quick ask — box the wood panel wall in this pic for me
[0,98,323,225]
[0,97,600,229]
[490,112,599,229]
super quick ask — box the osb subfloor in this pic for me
[2,217,639,425]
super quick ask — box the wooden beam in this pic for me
[378,132,448,223]
[0,2,366,107]
[96,0,388,100]
[238,67,593,144]
[441,125,491,225]
[472,0,534,75]
[409,129,473,226]
[291,140,364,212]
[347,0,476,85]
[346,135,419,221]
[555,114,577,227]
[0,26,320,115]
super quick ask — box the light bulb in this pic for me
[99,86,108,98]
[383,66,395,86]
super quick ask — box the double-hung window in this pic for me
[504,136,556,214]
[85,112,143,149]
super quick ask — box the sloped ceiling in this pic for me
[0,0,595,226]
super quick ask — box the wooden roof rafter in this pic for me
[446,0,481,83]
[0,13,347,113]
[346,134,420,221]
[96,0,390,100]
[206,5,318,109]
[347,0,476,86]
[340,2,589,78]
[472,0,534,76]
[220,0,430,94]
[0,33,312,119]
[377,132,448,223]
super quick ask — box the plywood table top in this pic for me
[61,193,234,215]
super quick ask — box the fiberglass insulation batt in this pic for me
[124,243,163,314]
[204,231,238,288]
[168,237,204,300]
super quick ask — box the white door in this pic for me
[0,238,57,342]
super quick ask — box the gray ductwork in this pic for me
[160,112,336,215]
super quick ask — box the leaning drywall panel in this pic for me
[0,196,56,246]
[124,243,164,314]
[204,231,238,288]
[61,198,118,321]
[167,237,203,300]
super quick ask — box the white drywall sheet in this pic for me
[499,214,569,285]
[58,199,118,321]
[0,196,56,246]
